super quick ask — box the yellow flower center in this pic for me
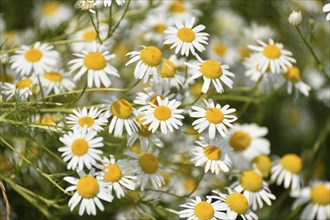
[71,139,89,156]
[213,43,228,56]
[153,23,167,34]
[0,154,11,171]
[177,28,195,43]
[24,49,43,62]
[200,60,222,79]
[136,115,152,137]
[41,2,59,16]
[229,131,251,152]
[83,52,106,70]
[205,108,223,124]
[160,171,170,186]
[284,66,300,83]
[239,46,250,58]
[139,153,159,174]
[204,146,222,160]
[194,201,214,220]
[41,116,55,125]
[168,1,185,13]
[184,178,196,191]
[310,185,330,205]
[110,99,133,119]
[16,79,32,89]
[240,170,263,192]
[226,193,249,214]
[252,155,272,177]
[280,154,302,174]
[149,96,165,106]
[189,82,203,97]
[76,176,99,198]
[103,164,123,182]
[131,141,141,154]
[44,72,62,82]
[78,116,95,128]
[154,106,172,121]
[139,46,162,67]
[82,30,97,41]
[262,44,281,59]
[160,58,176,78]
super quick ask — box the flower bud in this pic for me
[288,10,302,26]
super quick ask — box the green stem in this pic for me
[186,172,205,197]
[182,92,204,108]
[88,12,103,44]
[108,0,131,38]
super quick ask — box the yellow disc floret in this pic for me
[213,43,228,56]
[194,201,215,220]
[154,106,172,121]
[310,185,330,205]
[229,131,251,152]
[16,79,32,89]
[71,139,89,156]
[160,58,176,78]
[103,164,123,182]
[177,28,195,43]
[41,116,55,125]
[204,146,222,160]
[140,46,162,67]
[82,30,97,41]
[200,60,222,79]
[25,49,43,62]
[226,193,249,214]
[41,2,59,16]
[168,1,185,13]
[205,108,223,124]
[263,44,281,59]
[136,115,152,137]
[111,99,133,119]
[77,176,99,198]
[284,66,300,83]
[280,154,302,174]
[153,23,167,34]
[240,170,263,192]
[78,116,95,128]
[139,153,159,174]
[83,52,106,70]
[252,155,272,177]
[44,72,62,82]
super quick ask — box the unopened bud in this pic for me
[288,10,302,26]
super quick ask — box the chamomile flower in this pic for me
[126,45,163,83]
[186,56,235,93]
[59,128,104,170]
[133,86,174,107]
[271,154,303,192]
[139,96,184,134]
[179,196,228,220]
[212,189,258,220]
[33,1,73,29]
[248,39,296,74]
[292,181,330,220]
[230,170,276,210]
[10,42,59,76]
[64,169,113,216]
[207,39,239,66]
[251,155,272,178]
[190,99,238,139]
[191,136,232,174]
[102,0,125,7]
[69,42,119,88]
[105,97,139,137]
[142,13,169,44]
[79,0,97,13]
[125,150,164,191]
[39,70,75,95]
[1,76,37,101]
[282,66,311,96]
[323,3,330,21]
[164,17,209,57]
[226,123,270,170]
[66,107,109,132]
[96,155,136,199]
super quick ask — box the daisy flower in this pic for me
[271,154,303,192]
[64,169,113,216]
[179,196,228,220]
[102,0,125,7]
[230,170,276,210]
[78,0,97,13]
[105,97,139,137]
[211,189,258,220]
[191,136,232,174]
[66,107,109,132]
[207,38,239,66]
[164,17,209,57]
[58,128,104,170]
[248,39,296,74]
[142,13,169,44]
[33,1,73,29]
[226,123,270,170]
[186,56,235,93]
[251,155,272,178]
[139,96,184,134]
[282,66,311,96]
[133,86,174,107]
[1,76,37,101]
[39,70,75,95]
[323,3,330,21]
[96,155,136,199]
[126,45,163,83]
[10,42,59,76]
[125,150,164,191]
[190,99,238,139]
[292,181,330,220]
[69,42,119,88]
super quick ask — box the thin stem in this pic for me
[186,172,204,197]
[108,0,131,38]
[70,80,88,105]
[182,92,204,108]
[0,181,10,220]
[237,78,262,117]
[88,12,103,44]
[107,5,113,39]
[145,189,183,199]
